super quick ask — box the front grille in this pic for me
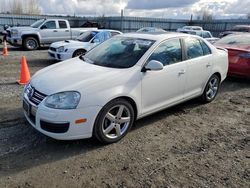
[49,47,56,52]
[49,52,55,58]
[29,89,47,106]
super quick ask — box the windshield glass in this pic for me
[215,34,250,45]
[77,31,99,42]
[31,19,45,28]
[83,37,155,68]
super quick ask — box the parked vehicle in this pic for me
[215,33,250,78]
[219,25,250,38]
[23,33,228,143]
[137,27,166,33]
[177,26,203,32]
[179,30,219,43]
[6,19,97,50]
[0,25,9,44]
[48,29,122,61]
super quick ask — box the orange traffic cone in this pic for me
[17,56,31,85]
[2,41,8,56]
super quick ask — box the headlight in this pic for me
[24,82,32,96]
[11,29,18,35]
[57,46,64,53]
[45,91,81,109]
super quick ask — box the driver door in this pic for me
[39,20,59,44]
[141,38,187,114]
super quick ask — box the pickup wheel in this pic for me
[72,49,86,58]
[23,37,39,50]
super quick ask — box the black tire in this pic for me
[201,74,220,103]
[23,37,39,50]
[94,98,135,144]
[72,49,86,58]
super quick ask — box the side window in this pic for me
[148,39,182,66]
[203,32,211,38]
[59,21,67,29]
[111,32,120,37]
[42,21,56,29]
[185,38,204,59]
[199,40,211,56]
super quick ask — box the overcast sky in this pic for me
[8,0,250,19]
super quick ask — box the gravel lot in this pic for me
[0,45,249,188]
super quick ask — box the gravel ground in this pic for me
[0,44,249,188]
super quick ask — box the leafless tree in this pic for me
[196,9,213,21]
[26,0,41,14]
[10,0,24,14]
[1,0,41,14]
[247,12,250,19]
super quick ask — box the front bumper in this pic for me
[7,36,22,46]
[48,50,72,61]
[23,93,102,140]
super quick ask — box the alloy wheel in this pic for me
[102,105,131,139]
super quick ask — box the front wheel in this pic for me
[23,37,39,50]
[201,74,220,103]
[72,49,86,58]
[94,99,135,144]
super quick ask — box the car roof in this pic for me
[120,32,191,41]
[98,29,122,33]
[234,25,250,28]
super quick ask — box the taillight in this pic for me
[239,53,250,59]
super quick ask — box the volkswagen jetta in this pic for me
[23,32,228,143]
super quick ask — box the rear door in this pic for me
[183,37,213,98]
[57,20,71,41]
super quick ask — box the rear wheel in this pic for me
[201,74,220,103]
[72,49,86,58]
[23,37,39,50]
[94,99,135,144]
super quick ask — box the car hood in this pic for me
[215,43,250,51]
[31,57,136,95]
[50,40,89,48]
[8,26,38,32]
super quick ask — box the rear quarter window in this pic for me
[185,38,204,59]
[59,21,67,29]
[199,40,211,55]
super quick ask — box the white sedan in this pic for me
[48,29,122,61]
[23,32,228,143]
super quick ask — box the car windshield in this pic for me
[31,19,45,28]
[82,37,155,68]
[215,34,250,45]
[77,31,99,42]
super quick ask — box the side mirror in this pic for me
[93,38,100,43]
[142,60,164,72]
[40,25,46,30]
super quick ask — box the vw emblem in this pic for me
[28,87,34,99]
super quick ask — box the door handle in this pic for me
[53,30,58,32]
[65,30,69,32]
[206,63,212,67]
[178,70,186,75]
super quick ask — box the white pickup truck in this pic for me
[6,19,97,50]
